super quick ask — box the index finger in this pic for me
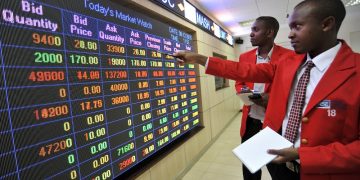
[173,50,184,57]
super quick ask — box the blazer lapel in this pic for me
[282,55,306,98]
[265,45,284,92]
[304,43,356,115]
[248,50,257,64]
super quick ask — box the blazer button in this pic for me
[302,117,309,123]
[301,138,308,144]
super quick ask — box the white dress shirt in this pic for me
[282,42,341,150]
[248,48,273,122]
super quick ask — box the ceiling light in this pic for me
[238,19,255,27]
[343,0,360,6]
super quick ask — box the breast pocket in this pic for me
[313,99,347,140]
[316,99,347,118]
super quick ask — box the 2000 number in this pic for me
[34,52,63,64]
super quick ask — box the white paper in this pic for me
[237,92,254,106]
[232,127,293,173]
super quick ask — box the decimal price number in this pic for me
[157,136,169,147]
[168,87,177,93]
[181,94,187,99]
[170,104,178,111]
[156,80,164,86]
[92,169,111,180]
[90,141,108,155]
[142,122,152,132]
[92,154,110,169]
[132,48,146,56]
[74,39,97,50]
[142,144,154,156]
[158,126,168,135]
[143,133,154,143]
[80,99,103,111]
[32,33,61,46]
[172,112,179,118]
[181,101,188,107]
[77,71,100,80]
[169,79,176,85]
[171,96,178,102]
[70,54,99,65]
[178,71,185,76]
[188,71,196,75]
[183,124,190,131]
[159,117,167,124]
[39,138,72,157]
[138,81,148,89]
[165,62,175,68]
[179,86,186,91]
[172,120,180,128]
[151,51,161,58]
[182,108,188,114]
[86,113,104,125]
[140,102,150,111]
[152,71,163,77]
[131,59,147,67]
[141,113,152,121]
[136,92,150,100]
[182,116,189,122]
[84,127,106,141]
[134,71,147,78]
[156,107,166,116]
[150,61,162,67]
[29,71,64,82]
[83,85,102,95]
[157,98,166,106]
[167,71,175,76]
[189,78,196,82]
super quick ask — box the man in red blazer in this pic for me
[234,16,295,180]
[174,0,359,179]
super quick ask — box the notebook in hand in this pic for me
[232,127,293,173]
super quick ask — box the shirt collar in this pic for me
[256,45,274,60]
[304,42,341,72]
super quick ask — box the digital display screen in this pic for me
[0,0,200,179]
[153,0,233,45]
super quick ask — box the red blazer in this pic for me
[235,45,295,137]
[206,41,360,180]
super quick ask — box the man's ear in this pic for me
[267,29,275,38]
[322,16,336,32]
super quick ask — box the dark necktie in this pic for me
[284,61,315,143]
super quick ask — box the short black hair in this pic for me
[295,0,346,32]
[256,16,280,38]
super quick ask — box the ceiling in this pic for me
[192,0,360,37]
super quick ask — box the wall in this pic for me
[118,1,241,179]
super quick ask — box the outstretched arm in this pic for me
[173,51,207,66]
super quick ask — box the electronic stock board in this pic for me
[0,0,200,179]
